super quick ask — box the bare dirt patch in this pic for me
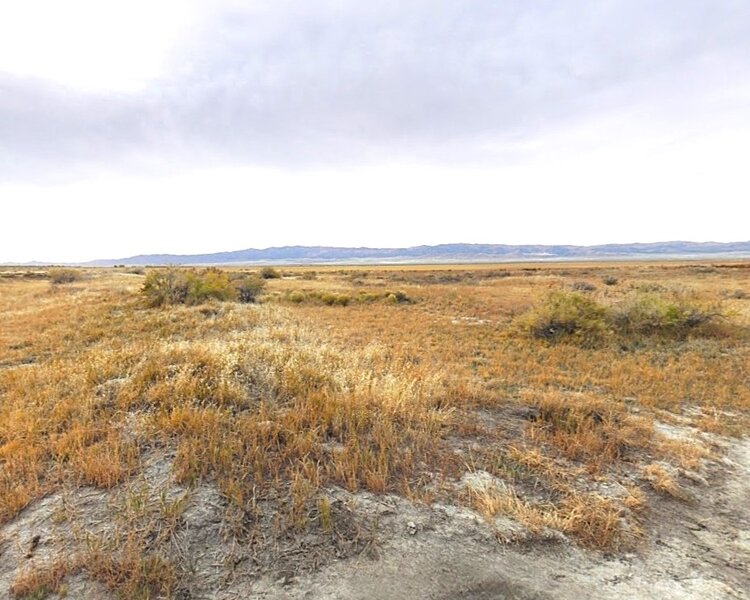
[1,436,747,599]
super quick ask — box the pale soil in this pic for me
[1,436,748,600]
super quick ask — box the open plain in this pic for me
[1,262,748,599]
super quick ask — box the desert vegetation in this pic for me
[0,262,748,598]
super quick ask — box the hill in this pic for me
[86,241,750,266]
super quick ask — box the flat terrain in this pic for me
[0,262,748,599]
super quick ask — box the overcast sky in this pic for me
[1,0,749,262]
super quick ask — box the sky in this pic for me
[1,0,749,263]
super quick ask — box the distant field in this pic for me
[1,262,748,598]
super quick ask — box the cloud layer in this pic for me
[2,0,749,182]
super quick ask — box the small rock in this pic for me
[406,521,418,535]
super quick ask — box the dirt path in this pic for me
[1,438,748,599]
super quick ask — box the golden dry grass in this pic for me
[9,558,70,599]
[1,262,748,591]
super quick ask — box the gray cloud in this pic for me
[2,0,749,182]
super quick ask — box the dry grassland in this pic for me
[0,262,748,598]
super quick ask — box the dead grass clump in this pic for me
[642,463,686,499]
[655,437,711,470]
[559,493,635,550]
[9,558,72,599]
[523,391,654,464]
[80,481,190,599]
[69,433,140,488]
[85,545,178,600]
[465,478,636,550]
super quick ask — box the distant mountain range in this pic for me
[78,241,750,266]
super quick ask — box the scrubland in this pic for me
[0,262,748,598]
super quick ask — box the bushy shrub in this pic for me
[320,292,351,306]
[142,268,264,306]
[385,290,413,304]
[141,268,190,307]
[260,267,281,279]
[232,275,266,303]
[520,291,608,345]
[518,289,725,345]
[602,275,619,286]
[356,291,381,303]
[49,268,82,284]
[610,293,717,337]
[185,268,235,304]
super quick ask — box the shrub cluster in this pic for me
[49,268,83,284]
[519,290,724,345]
[610,293,718,337]
[284,289,414,307]
[141,268,265,307]
[519,291,608,345]
[260,267,282,279]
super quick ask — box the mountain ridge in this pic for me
[76,241,750,266]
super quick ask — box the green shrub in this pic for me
[321,292,351,306]
[185,268,235,304]
[288,290,306,303]
[610,293,717,337]
[519,291,609,345]
[49,268,82,284]
[356,291,381,303]
[518,289,725,345]
[260,267,281,279]
[602,275,619,286]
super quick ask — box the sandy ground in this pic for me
[1,436,748,600]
